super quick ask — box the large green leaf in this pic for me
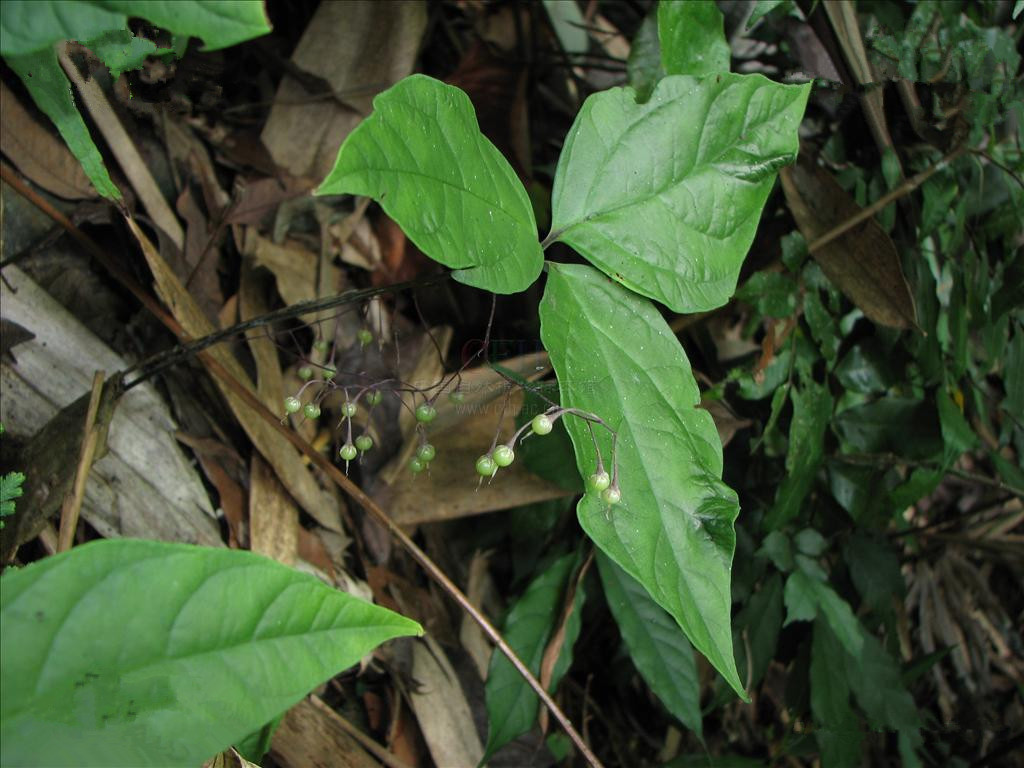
[764,377,833,531]
[811,618,863,768]
[658,0,730,76]
[540,263,745,698]
[0,0,271,201]
[0,539,421,767]
[483,552,584,762]
[548,74,810,313]
[318,75,543,294]
[597,552,702,737]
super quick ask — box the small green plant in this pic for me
[0,425,25,531]
[316,2,809,719]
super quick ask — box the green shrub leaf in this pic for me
[811,618,863,768]
[483,552,583,762]
[549,74,810,313]
[658,0,730,76]
[0,539,421,767]
[597,552,702,737]
[318,75,544,294]
[540,264,745,698]
[783,570,863,657]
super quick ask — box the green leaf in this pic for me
[0,539,421,767]
[844,632,921,735]
[627,10,663,103]
[658,0,730,77]
[843,532,902,614]
[597,552,702,737]
[936,387,978,457]
[833,397,942,460]
[0,471,25,528]
[549,74,810,313]
[88,28,158,78]
[764,378,832,531]
[733,573,783,690]
[540,264,745,698]
[0,1,270,58]
[757,531,794,572]
[1015,0,1024,20]
[783,570,863,657]
[318,75,543,294]
[4,49,121,200]
[483,552,582,762]
[735,271,798,318]
[811,619,863,768]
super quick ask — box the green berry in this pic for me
[357,329,373,346]
[531,414,554,435]
[417,443,436,463]
[475,455,496,477]
[601,486,622,505]
[587,471,611,494]
[339,443,357,461]
[297,366,313,381]
[366,389,382,406]
[342,401,357,418]
[492,444,514,467]
[355,435,373,452]
[303,403,321,420]
[448,390,465,403]
[415,403,437,423]
[410,457,425,474]
[284,396,302,414]
[313,340,329,354]
[322,365,336,380]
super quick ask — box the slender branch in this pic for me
[58,370,106,552]
[807,146,965,254]
[124,273,449,387]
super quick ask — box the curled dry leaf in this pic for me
[781,157,918,330]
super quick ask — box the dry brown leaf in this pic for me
[538,552,592,734]
[700,397,753,449]
[408,637,484,768]
[260,0,427,180]
[175,431,248,547]
[227,176,312,227]
[238,226,345,308]
[250,455,298,565]
[125,216,343,532]
[781,159,918,329]
[0,80,94,200]
[271,698,378,768]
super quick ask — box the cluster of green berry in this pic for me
[280,325,386,471]
[475,408,622,507]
